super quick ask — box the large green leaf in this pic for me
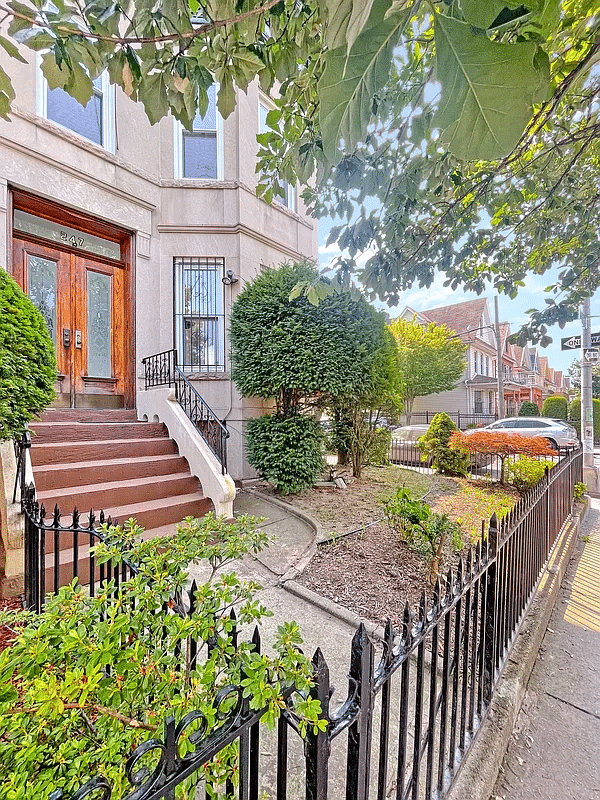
[433,13,547,161]
[319,0,408,163]
[459,0,507,29]
[325,0,376,54]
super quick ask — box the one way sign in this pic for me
[584,348,599,362]
[561,332,600,350]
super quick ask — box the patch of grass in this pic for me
[432,481,518,544]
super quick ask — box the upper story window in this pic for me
[37,67,115,152]
[174,84,223,179]
[473,352,479,374]
[259,99,295,211]
[173,256,225,372]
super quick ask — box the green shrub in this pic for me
[573,481,586,501]
[505,456,553,493]
[518,401,539,417]
[382,487,463,583]
[0,515,322,797]
[418,412,468,476]
[365,427,392,466]
[246,414,323,494]
[568,397,600,440]
[0,269,56,439]
[541,395,567,419]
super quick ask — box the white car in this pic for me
[466,417,579,450]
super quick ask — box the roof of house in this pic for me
[416,298,488,335]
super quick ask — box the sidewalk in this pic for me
[491,497,600,800]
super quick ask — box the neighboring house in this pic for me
[399,298,498,418]
[399,299,568,421]
[0,51,318,484]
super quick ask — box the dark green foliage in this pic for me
[568,397,600,440]
[418,413,468,477]
[541,395,567,419]
[230,262,395,414]
[365,427,392,466]
[0,270,56,439]
[505,456,553,493]
[518,401,539,417]
[246,414,323,494]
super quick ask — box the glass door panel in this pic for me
[27,255,57,346]
[86,270,112,378]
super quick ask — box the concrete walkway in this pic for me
[491,497,600,800]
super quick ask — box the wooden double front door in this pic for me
[12,217,133,409]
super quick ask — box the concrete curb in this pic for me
[242,489,321,582]
[283,579,386,640]
[447,497,590,800]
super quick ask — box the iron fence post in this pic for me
[346,624,374,800]
[305,649,331,800]
[483,513,498,703]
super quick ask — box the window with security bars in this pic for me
[174,257,225,371]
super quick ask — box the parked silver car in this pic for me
[389,425,431,465]
[466,417,579,449]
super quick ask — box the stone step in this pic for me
[30,437,178,466]
[37,473,202,519]
[29,421,167,444]
[35,454,189,492]
[40,409,138,423]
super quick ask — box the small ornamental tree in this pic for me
[388,318,466,424]
[450,431,556,484]
[0,269,56,439]
[518,401,540,417]
[418,413,468,477]
[0,515,323,798]
[541,395,568,420]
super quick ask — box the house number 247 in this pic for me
[60,230,85,248]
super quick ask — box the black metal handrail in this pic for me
[13,430,31,504]
[141,349,229,474]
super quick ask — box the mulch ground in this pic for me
[0,597,23,653]
[298,522,428,629]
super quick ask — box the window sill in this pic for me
[183,371,230,381]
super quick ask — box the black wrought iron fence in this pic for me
[142,348,229,473]
[408,411,497,429]
[23,447,582,800]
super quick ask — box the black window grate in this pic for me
[174,256,225,371]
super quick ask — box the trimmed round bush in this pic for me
[246,414,323,494]
[0,269,56,439]
[541,395,567,419]
[518,401,539,417]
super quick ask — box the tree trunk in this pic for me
[405,396,414,425]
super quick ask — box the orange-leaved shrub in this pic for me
[450,431,556,484]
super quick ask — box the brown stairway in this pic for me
[29,409,212,538]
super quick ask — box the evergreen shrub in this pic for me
[568,397,600,440]
[518,401,539,417]
[541,395,567,419]
[0,269,56,439]
[419,412,468,476]
[246,414,323,494]
[505,456,553,492]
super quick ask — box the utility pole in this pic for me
[580,297,597,489]
[494,296,505,419]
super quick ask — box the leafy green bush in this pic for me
[246,414,323,494]
[0,514,323,798]
[568,397,600,440]
[382,488,463,583]
[505,456,553,493]
[518,401,539,417]
[0,269,56,438]
[573,481,586,501]
[541,395,567,419]
[418,412,468,476]
[365,427,392,466]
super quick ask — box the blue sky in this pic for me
[316,226,599,378]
